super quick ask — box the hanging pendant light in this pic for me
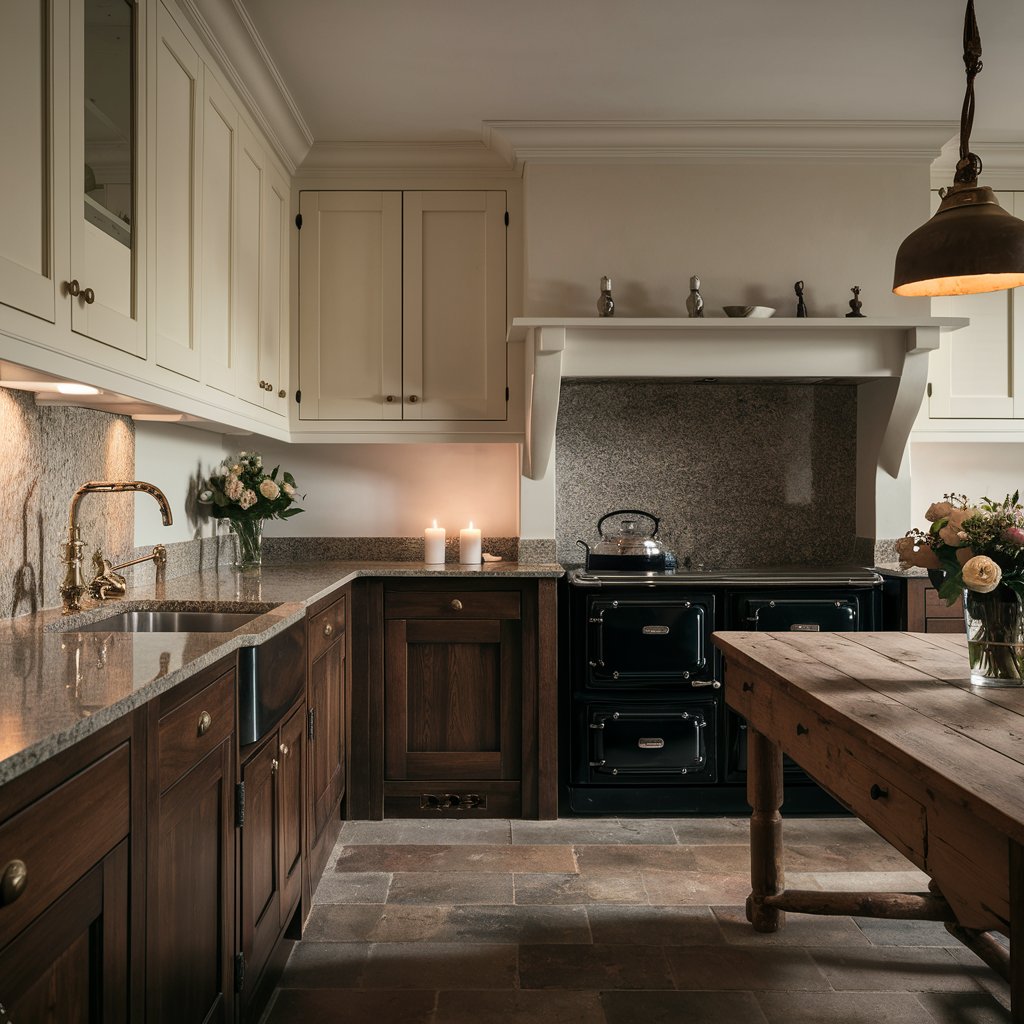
[893,0,1024,297]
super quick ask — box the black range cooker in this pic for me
[562,565,883,816]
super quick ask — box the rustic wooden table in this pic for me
[712,630,1024,1021]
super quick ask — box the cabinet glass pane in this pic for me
[83,0,134,274]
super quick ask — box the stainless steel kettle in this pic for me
[577,509,676,571]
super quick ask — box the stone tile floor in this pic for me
[263,817,1010,1023]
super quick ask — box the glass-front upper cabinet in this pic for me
[70,0,146,356]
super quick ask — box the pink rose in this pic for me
[925,501,954,523]
[1003,526,1024,547]
[938,507,978,547]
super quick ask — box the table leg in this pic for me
[1011,841,1023,1023]
[747,724,785,932]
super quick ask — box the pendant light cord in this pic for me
[955,0,984,185]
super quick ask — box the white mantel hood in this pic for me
[508,316,967,545]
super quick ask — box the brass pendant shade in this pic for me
[893,0,1024,297]
[893,185,1024,296]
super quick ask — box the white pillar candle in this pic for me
[459,521,482,564]
[424,520,446,564]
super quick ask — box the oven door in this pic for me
[740,596,859,632]
[586,596,714,686]
[585,704,717,783]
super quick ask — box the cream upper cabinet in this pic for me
[235,126,289,415]
[0,0,56,323]
[297,189,507,423]
[71,0,146,357]
[199,69,237,396]
[922,191,1024,425]
[152,2,201,380]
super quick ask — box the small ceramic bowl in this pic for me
[722,305,776,318]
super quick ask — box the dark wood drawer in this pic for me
[0,744,130,951]
[385,590,520,620]
[309,594,346,663]
[158,668,234,793]
[925,587,964,618]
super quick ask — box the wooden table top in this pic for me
[712,630,1024,848]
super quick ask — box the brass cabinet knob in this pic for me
[64,279,81,297]
[265,382,274,392]
[271,758,279,774]
[408,394,419,403]
[385,395,395,403]
[0,859,27,906]
[259,380,267,389]
[278,389,286,398]
[197,711,212,736]
[82,287,95,304]
[450,598,463,611]
[280,743,289,756]
[323,622,333,637]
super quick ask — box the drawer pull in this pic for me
[450,599,463,611]
[280,743,289,756]
[197,711,212,736]
[870,784,889,801]
[1,859,28,906]
[82,287,95,304]
[796,723,809,736]
[742,681,754,692]
[323,622,334,637]
[64,278,81,297]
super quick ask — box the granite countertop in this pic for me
[0,560,564,787]
[873,562,930,579]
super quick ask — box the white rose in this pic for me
[282,482,295,496]
[259,479,280,500]
[239,489,257,510]
[213,464,228,478]
[961,555,1003,594]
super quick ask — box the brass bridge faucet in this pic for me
[60,481,173,615]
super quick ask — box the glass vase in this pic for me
[228,518,263,570]
[962,585,1024,687]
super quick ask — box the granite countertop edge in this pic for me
[0,560,564,787]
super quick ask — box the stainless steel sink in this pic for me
[72,609,265,633]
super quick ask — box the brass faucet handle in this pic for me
[152,544,168,569]
[88,549,127,601]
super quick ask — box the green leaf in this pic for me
[279,507,304,519]
[937,573,964,605]
[271,465,279,481]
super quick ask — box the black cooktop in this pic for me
[566,566,883,587]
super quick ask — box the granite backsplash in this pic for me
[555,379,858,567]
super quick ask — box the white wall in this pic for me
[909,441,1024,525]
[523,161,930,319]
[247,441,520,537]
[133,421,232,545]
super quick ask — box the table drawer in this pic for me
[0,744,130,951]
[309,594,346,663]
[158,668,234,792]
[386,590,520,620]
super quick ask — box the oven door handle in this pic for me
[587,609,606,669]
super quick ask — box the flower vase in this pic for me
[963,585,1024,686]
[228,518,263,570]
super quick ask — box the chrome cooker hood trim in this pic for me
[568,567,884,588]
[507,317,968,483]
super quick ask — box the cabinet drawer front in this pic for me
[308,595,346,663]
[158,669,234,792]
[0,744,130,951]
[386,590,520,620]
[925,587,963,618]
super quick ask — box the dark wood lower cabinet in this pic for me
[884,575,966,633]
[239,699,305,1020]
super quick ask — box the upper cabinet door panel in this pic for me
[234,122,264,410]
[261,161,289,414]
[298,191,403,420]
[70,0,146,356]
[152,3,201,380]
[0,0,55,323]
[403,190,506,421]
[200,69,237,396]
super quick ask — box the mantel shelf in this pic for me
[509,316,967,482]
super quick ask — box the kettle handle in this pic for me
[576,539,591,558]
[597,509,660,538]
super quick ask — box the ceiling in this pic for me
[239,0,1024,146]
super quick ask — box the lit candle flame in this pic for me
[468,520,474,529]
[432,519,438,528]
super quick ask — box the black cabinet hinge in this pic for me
[504,211,509,226]
[307,707,316,742]
[927,382,933,397]
[234,952,245,993]
[235,782,245,828]
[295,389,302,404]
[505,386,509,401]
[295,213,303,230]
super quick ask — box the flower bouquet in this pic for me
[897,492,1024,685]
[199,451,303,568]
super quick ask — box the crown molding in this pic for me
[175,0,313,173]
[930,136,1024,189]
[296,140,518,179]
[483,120,959,165]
